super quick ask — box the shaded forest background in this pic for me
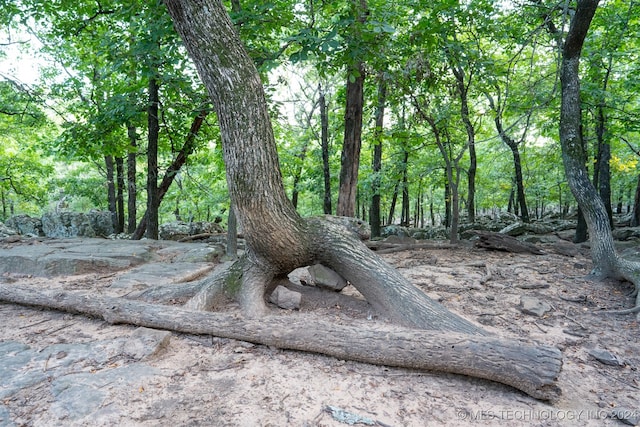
[1,0,639,240]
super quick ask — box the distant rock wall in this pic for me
[5,214,44,237]
[1,211,115,239]
[41,211,114,238]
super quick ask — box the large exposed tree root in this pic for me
[0,283,562,401]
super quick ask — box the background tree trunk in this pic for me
[369,75,386,238]
[146,76,160,240]
[631,175,640,227]
[115,156,125,233]
[337,62,365,217]
[105,155,117,231]
[319,85,332,215]
[449,60,476,223]
[126,124,138,234]
[132,110,209,240]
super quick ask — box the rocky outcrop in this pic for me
[0,222,18,238]
[5,215,44,237]
[41,211,114,238]
[159,221,224,241]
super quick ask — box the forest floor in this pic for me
[0,236,639,426]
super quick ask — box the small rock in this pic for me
[588,348,625,367]
[269,285,301,310]
[519,295,552,317]
[611,407,640,426]
[308,264,348,291]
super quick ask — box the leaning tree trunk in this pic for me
[0,0,567,402]
[0,0,549,398]
[164,0,489,331]
[560,0,640,315]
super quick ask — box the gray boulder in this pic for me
[269,285,301,310]
[42,211,114,238]
[159,221,224,241]
[0,222,18,238]
[308,264,348,291]
[5,214,44,236]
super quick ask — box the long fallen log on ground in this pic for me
[0,284,562,401]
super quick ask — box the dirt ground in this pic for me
[1,238,639,426]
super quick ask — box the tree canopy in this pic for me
[0,0,638,234]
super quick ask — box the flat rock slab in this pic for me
[0,239,155,276]
[0,238,219,278]
[109,262,213,291]
[0,336,161,425]
[122,327,172,360]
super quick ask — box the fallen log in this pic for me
[474,231,544,255]
[366,241,458,254]
[0,284,562,401]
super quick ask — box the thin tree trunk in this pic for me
[631,175,640,227]
[146,76,160,240]
[319,85,332,215]
[133,110,209,240]
[401,150,410,226]
[450,60,476,223]
[444,175,451,228]
[291,144,308,210]
[105,155,117,231]
[387,181,399,225]
[369,75,386,238]
[127,125,137,234]
[115,156,125,233]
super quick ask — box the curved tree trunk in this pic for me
[559,0,640,315]
[164,0,488,331]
